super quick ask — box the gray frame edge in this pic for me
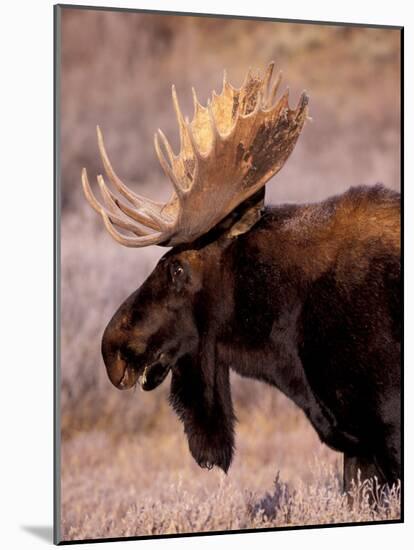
[53,4,62,545]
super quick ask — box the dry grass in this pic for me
[58,7,401,542]
[62,439,400,541]
[61,386,401,541]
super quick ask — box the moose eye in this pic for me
[169,261,188,291]
[170,263,185,281]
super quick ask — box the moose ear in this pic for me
[220,187,265,241]
[169,352,236,473]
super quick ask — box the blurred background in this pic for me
[59,6,401,541]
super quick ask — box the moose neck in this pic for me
[217,204,307,394]
[215,202,364,456]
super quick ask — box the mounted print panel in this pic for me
[54,4,402,544]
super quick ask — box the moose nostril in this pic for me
[128,339,147,356]
[113,350,128,385]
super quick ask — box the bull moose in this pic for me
[81,63,401,492]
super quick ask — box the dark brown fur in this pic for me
[101,184,401,489]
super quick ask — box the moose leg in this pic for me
[344,411,401,493]
[343,454,384,494]
[343,453,390,510]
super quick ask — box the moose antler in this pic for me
[82,62,309,247]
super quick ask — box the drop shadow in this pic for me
[21,525,54,543]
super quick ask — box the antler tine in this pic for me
[97,125,172,230]
[269,71,283,109]
[184,119,202,162]
[263,61,274,90]
[82,168,105,216]
[154,131,185,200]
[207,99,219,144]
[243,66,253,88]
[82,166,162,235]
[156,129,175,165]
[191,86,206,119]
[118,194,173,230]
[296,91,310,116]
[100,210,164,248]
[96,175,153,236]
[270,87,290,118]
[262,61,275,108]
[254,91,263,115]
[191,86,198,117]
[83,169,147,234]
[171,85,189,155]
[222,68,228,90]
[96,126,163,211]
[171,85,201,186]
[96,175,163,233]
